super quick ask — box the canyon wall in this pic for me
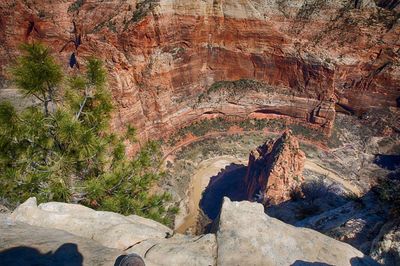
[0,0,399,141]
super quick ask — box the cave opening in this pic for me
[26,21,35,38]
[69,53,76,68]
[252,109,285,116]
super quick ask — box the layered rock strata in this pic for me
[245,130,306,206]
[1,0,399,141]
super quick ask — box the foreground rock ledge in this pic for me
[217,197,378,266]
[0,219,122,266]
[10,197,173,250]
[2,197,378,265]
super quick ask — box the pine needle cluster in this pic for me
[0,42,178,225]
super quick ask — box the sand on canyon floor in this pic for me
[175,155,363,234]
[175,156,247,234]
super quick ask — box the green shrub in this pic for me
[376,177,400,216]
[197,79,267,103]
[68,0,84,13]
[0,42,176,225]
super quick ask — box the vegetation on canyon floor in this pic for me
[161,116,333,148]
[377,177,400,216]
[196,79,291,104]
[197,79,268,103]
[0,42,177,225]
[163,109,400,232]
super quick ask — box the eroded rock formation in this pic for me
[0,0,399,142]
[245,130,306,206]
[217,197,378,266]
[0,220,123,266]
[1,197,379,265]
[295,191,389,255]
[11,197,172,250]
[370,218,400,265]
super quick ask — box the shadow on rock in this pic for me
[291,260,332,266]
[0,243,83,266]
[374,154,400,171]
[290,255,379,266]
[265,177,351,225]
[199,163,247,220]
[350,255,380,265]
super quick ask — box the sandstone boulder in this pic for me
[0,204,10,213]
[0,204,10,220]
[6,198,217,265]
[3,196,383,265]
[11,197,172,250]
[125,234,217,266]
[216,197,378,266]
[0,218,122,266]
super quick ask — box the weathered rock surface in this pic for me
[11,197,172,250]
[370,218,400,265]
[4,198,217,265]
[125,234,217,266]
[2,197,380,265]
[216,197,378,266]
[295,191,388,254]
[245,130,306,206]
[1,0,399,142]
[0,217,122,266]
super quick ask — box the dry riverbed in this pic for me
[174,156,247,234]
[164,117,397,234]
[174,155,363,234]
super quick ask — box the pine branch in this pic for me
[30,92,45,103]
[24,138,60,159]
[15,114,32,126]
[28,161,54,173]
[76,84,92,120]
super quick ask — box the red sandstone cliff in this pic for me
[244,130,306,206]
[0,0,399,141]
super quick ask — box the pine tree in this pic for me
[0,42,178,224]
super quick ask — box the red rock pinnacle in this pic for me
[244,129,306,206]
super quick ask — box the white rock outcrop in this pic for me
[11,197,172,250]
[0,218,122,266]
[4,197,379,266]
[216,197,379,266]
[125,234,217,266]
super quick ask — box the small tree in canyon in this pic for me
[0,42,177,224]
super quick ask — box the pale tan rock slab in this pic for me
[126,233,217,266]
[216,197,379,266]
[0,218,122,266]
[11,197,172,250]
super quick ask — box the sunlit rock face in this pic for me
[244,130,306,206]
[1,0,399,141]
